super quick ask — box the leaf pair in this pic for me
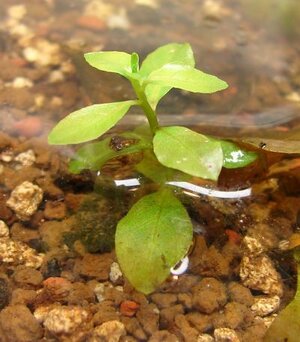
[48,43,228,146]
[153,126,257,181]
[135,43,227,108]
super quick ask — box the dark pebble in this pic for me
[0,278,9,310]
[43,259,62,279]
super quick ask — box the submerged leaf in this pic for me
[153,126,223,180]
[243,137,300,154]
[147,64,228,94]
[220,140,258,168]
[84,51,132,77]
[264,249,300,342]
[115,188,193,294]
[48,100,137,145]
[69,131,152,173]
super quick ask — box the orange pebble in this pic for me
[13,117,43,137]
[77,16,106,31]
[225,229,242,245]
[11,57,28,67]
[120,300,140,317]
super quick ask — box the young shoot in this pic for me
[48,43,257,293]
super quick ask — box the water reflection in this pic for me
[114,178,252,198]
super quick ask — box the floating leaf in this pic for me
[115,188,193,294]
[140,43,195,109]
[147,64,228,94]
[48,101,137,145]
[84,51,132,77]
[69,131,152,173]
[243,137,300,154]
[153,126,223,180]
[220,141,258,168]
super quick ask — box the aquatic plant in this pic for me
[48,43,256,293]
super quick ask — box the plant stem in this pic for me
[130,79,159,135]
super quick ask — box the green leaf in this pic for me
[264,249,300,342]
[220,141,258,169]
[136,150,191,184]
[145,85,171,110]
[48,100,137,145]
[84,51,132,77]
[147,64,228,93]
[153,126,223,180]
[140,43,195,109]
[136,150,176,184]
[69,131,152,173]
[115,188,193,294]
[131,53,139,73]
[140,43,195,76]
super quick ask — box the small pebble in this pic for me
[109,262,123,283]
[0,220,9,238]
[214,328,240,342]
[6,181,43,221]
[14,149,36,167]
[198,333,215,342]
[90,320,126,342]
[251,296,280,317]
[120,300,140,317]
[41,306,89,334]
[13,117,43,137]
[8,4,27,20]
[240,255,283,296]
[11,77,33,88]
[0,278,9,309]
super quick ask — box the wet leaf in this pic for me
[140,43,195,76]
[69,131,152,173]
[220,140,258,168]
[115,188,193,294]
[264,249,300,342]
[140,43,195,110]
[153,126,223,180]
[84,51,132,77]
[48,101,137,145]
[136,150,190,184]
[147,64,228,94]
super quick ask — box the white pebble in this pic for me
[6,181,43,221]
[135,0,158,8]
[0,221,9,238]
[0,151,14,163]
[14,149,36,166]
[34,94,46,108]
[109,262,123,283]
[214,328,240,342]
[286,92,300,102]
[12,77,33,88]
[8,5,27,20]
[251,295,280,317]
[23,47,39,63]
[107,9,130,30]
[48,70,65,83]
